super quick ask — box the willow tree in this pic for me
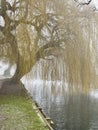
[0,0,98,92]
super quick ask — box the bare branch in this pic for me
[74,0,92,6]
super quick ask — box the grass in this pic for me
[0,95,49,130]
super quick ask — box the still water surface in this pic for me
[22,79,98,130]
[1,59,98,130]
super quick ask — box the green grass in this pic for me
[0,95,49,130]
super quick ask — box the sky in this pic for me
[2,0,98,10]
[92,0,98,8]
[94,0,98,4]
[0,0,98,26]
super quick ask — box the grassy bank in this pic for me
[0,95,49,130]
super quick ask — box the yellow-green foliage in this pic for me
[0,0,98,92]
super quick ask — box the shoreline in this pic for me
[0,94,50,130]
[0,78,51,130]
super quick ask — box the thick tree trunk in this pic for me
[0,60,27,96]
[11,66,21,83]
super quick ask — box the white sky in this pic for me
[93,0,98,8]
[0,0,98,26]
[4,0,98,8]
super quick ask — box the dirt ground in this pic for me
[0,78,26,96]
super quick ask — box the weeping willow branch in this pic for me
[0,0,98,92]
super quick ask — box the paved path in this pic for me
[0,78,26,95]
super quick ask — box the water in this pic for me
[1,59,98,130]
[22,78,98,130]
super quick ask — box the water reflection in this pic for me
[22,78,98,130]
[0,58,98,130]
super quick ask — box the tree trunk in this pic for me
[0,58,27,96]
